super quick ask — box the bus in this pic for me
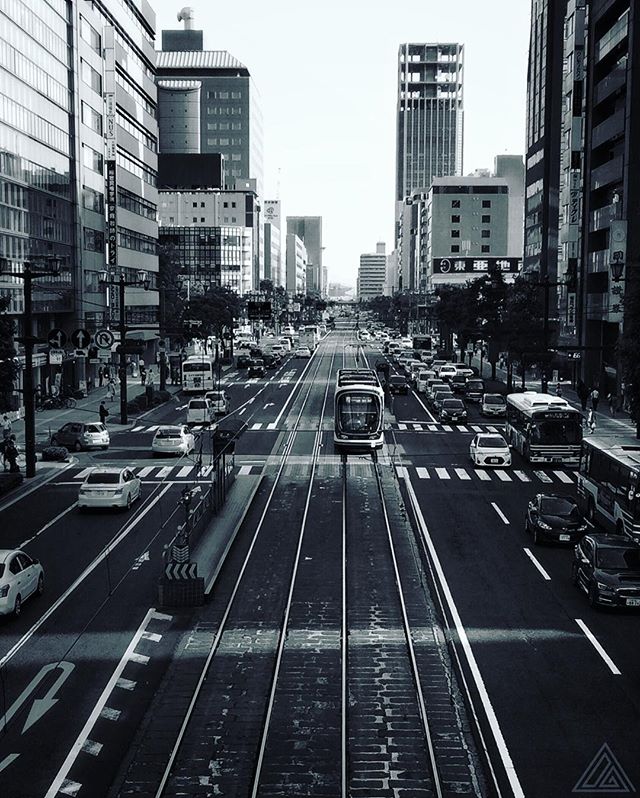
[412,335,433,357]
[577,435,640,541]
[505,392,583,465]
[181,355,215,394]
[334,369,385,451]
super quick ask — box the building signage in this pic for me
[609,220,627,273]
[433,257,522,275]
[574,47,584,82]
[263,200,280,228]
[569,169,581,225]
[247,301,272,320]
[49,350,63,365]
[567,293,576,327]
[106,160,118,267]
[104,92,116,160]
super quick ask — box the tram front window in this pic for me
[338,395,380,433]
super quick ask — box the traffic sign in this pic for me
[94,328,115,350]
[49,350,63,365]
[47,328,67,349]
[70,328,91,349]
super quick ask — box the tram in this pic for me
[334,369,385,451]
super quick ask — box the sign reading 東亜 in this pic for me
[433,257,522,276]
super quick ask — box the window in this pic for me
[81,60,102,94]
[231,91,241,99]
[231,202,236,208]
[84,227,104,252]
[231,153,241,161]
[231,122,242,130]
[223,202,228,208]
[80,16,101,54]
[219,122,229,131]
[481,244,490,253]
[481,230,491,238]
[82,102,103,135]
[219,92,229,99]
[451,215,460,223]
[219,138,229,146]
[451,229,460,238]
[451,199,460,208]
[192,217,197,222]
[82,186,104,214]
[192,202,197,208]
[482,200,491,208]
[201,202,205,208]
[482,214,491,223]
[82,144,103,174]
[117,187,157,220]
[451,245,460,253]
[118,227,157,255]
[207,123,217,130]
[207,138,217,146]
[201,217,205,222]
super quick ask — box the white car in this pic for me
[187,398,215,426]
[295,346,312,358]
[438,365,458,382]
[78,467,142,510]
[0,549,44,617]
[481,393,507,417]
[152,425,195,457]
[469,433,512,467]
[205,390,230,415]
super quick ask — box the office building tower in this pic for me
[264,201,283,287]
[156,9,264,197]
[286,234,307,293]
[286,217,323,295]
[357,243,387,301]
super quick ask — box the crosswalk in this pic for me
[70,464,261,481]
[392,422,504,433]
[396,464,577,485]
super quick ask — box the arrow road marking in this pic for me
[0,661,75,734]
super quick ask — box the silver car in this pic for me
[0,549,44,617]
[152,425,195,457]
[78,467,142,511]
[51,421,110,451]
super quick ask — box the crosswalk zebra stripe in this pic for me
[487,426,498,433]
[454,468,471,480]
[137,466,154,478]
[74,468,92,480]
[441,425,453,432]
[412,423,423,430]
[395,466,409,479]
[176,466,194,477]
[475,469,491,481]
[197,465,214,477]
[416,467,430,479]
[131,426,145,433]
[458,425,468,432]
[435,467,450,480]
[553,470,574,483]
[533,470,553,483]
[398,423,407,430]
[495,470,512,482]
[251,423,262,430]
[156,466,172,478]
[471,425,483,432]
[514,470,531,482]
[238,466,252,475]
[146,425,160,432]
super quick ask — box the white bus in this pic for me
[181,355,215,394]
[577,435,640,541]
[505,391,583,465]
[334,369,385,451]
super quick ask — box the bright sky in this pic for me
[152,1,531,289]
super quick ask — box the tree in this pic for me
[184,286,242,347]
[618,271,640,438]
[500,276,547,390]
[0,295,17,411]
[158,243,187,340]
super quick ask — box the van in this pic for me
[416,369,436,393]
[464,378,485,402]
[187,398,216,427]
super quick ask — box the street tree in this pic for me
[184,286,242,350]
[158,243,187,341]
[0,295,17,411]
[618,272,640,438]
[500,276,547,390]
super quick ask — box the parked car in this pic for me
[236,354,252,369]
[295,346,312,358]
[51,421,109,452]
[464,378,485,402]
[0,549,44,617]
[572,534,640,608]
[469,433,512,467]
[439,398,468,423]
[432,388,454,414]
[388,375,409,395]
[78,466,142,511]
[526,494,587,545]
[152,425,195,457]
[204,390,230,414]
[187,397,216,426]
[248,358,266,378]
[481,393,507,417]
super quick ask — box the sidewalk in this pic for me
[473,354,637,438]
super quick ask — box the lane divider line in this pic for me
[491,502,510,524]
[523,548,551,581]
[575,618,621,676]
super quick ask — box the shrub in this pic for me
[41,446,70,462]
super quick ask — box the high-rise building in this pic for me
[395,43,464,207]
[156,9,264,197]
[264,201,283,287]
[286,216,323,295]
[357,243,387,301]
[286,234,307,293]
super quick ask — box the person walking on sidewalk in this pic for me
[99,402,109,425]
[98,366,104,387]
[139,363,147,386]
[591,387,600,412]
[106,378,116,402]
[587,409,597,434]
[3,435,19,472]
[608,392,617,417]
[576,379,589,411]
[555,383,563,398]
[2,414,12,444]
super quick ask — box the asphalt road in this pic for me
[0,325,638,797]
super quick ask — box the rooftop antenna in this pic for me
[276,167,281,201]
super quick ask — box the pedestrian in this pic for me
[3,435,19,472]
[576,379,588,411]
[145,367,154,407]
[591,387,600,412]
[106,378,116,402]
[99,401,109,425]
[587,409,596,434]
[2,413,12,444]
[140,363,147,386]
[98,366,104,387]
[608,392,617,417]
[555,383,563,398]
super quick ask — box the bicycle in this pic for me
[35,395,76,411]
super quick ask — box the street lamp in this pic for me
[98,269,149,424]
[0,256,63,478]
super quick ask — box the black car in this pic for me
[439,398,467,423]
[450,374,467,394]
[212,418,248,455]
[388,375,409,395]
[464,379,485,402]
[263,353,279,369]
[236,354,252,369]
[248,358,265,378]
[526,494,588,545]
[572,534,640,608]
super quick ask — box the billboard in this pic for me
[264,200,281,229]
[433,257,522,275]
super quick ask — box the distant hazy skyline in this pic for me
[152,1,531,288]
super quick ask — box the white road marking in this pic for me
[428,424,438,432]
[59,780,81,796]
[435,467,450,480]
[156,466,172,478]
[176,466,193,478]
[130,425,145,433]
[575,619,621,675]
[491,502,510,524]
[0,754,20,772]
[137,466,154,478]
[416,467,430,479]
[141,631,162,643]
[267,422,277,430]
[474,469,490,480]
[81,740,103,756]
[251,423,262,430]
[458,425,468,432]
[398,423,407,430]
[146,425,159,432]
[129,651,150,665]
[494,470,512,482]
[100,707,121,721]
[197,465,214,477]
[454,468,471,480]
[523,548,551,580]
[238,466,252,475]
[402,476,525,798]
[514,470,530,482]
[533,470,553,483]
[395,466,409,479]
[116,677,136,691]
[44,609,158,798]
[441,424,453,432]
[74,468,92,480]
[553,470,574,483]
[239,408,246,415]
[487,425,498,432]
[471,425,483,432]
[20,501,78,548]
[411,423,423,430]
